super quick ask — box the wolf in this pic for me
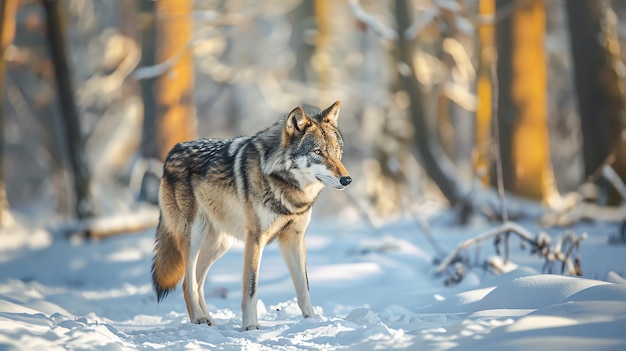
[151,101,351,331]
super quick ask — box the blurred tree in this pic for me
[348,0,409,216]
[153,0,197,161]
[313,0,332,98]
[495,0,552,199]
[566,0,625,186]
[139,0,158,162]
[287,1,315,84]
[0,0,18,227]
[395,0,464,207]
[474,0,495,186]
[137,0,160,203]
[10,2,73,217]
[43,0,94,220]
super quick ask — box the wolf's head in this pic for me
[281,101,352,190]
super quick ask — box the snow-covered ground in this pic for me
[1,215,625,350]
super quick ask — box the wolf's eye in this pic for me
[313,149,322,156]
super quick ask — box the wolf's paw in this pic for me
[192,317,213,326]
[243,324,259,331]
[302,314,326,323]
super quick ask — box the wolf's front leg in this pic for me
[241,236,264,331]
[278,225,316,319]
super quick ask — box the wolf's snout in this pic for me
[340,176,352,187]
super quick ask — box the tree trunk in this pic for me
[495,0,551,199]
[474,0,495,185]
[566,0,625,180]
[395,0,463,205]
[154,0,197,161]
[43,0,95,219]
[313,0,332,100]
[136,0,161,203]
[287,1,315,83]
[0,0,18,227]
[139,0,158,161]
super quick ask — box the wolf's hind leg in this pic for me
[196,231,232,321]
[183,214,213,324]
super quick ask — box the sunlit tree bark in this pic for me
[313,0,332,97]
[154,0,197,161]
[474,0,495,186]
[495,0,551,199]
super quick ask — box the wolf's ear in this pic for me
[285,106,310,136]
[322,101,341,127]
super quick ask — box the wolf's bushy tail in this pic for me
[151,217,186,302]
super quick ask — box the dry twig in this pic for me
[435,221,586,281]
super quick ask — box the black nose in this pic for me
[340,176,352,186]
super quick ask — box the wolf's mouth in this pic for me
[316,176,347,190]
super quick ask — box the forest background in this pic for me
[1,0,625,242]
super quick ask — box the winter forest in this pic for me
[1,0,626,350]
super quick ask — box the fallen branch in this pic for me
[435,221,586,279]
[56,207,159,240]
[553,230,585,275]
[435,221,528,274]
[541,164,626,227]
[541,202,626,226]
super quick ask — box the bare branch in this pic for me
[348,0,397,40]
[602,164,626,202]
[435,221,531,274]
[404,7,439,40]
[132,43,188,80]
[435,221,586,279]
[540,163,626,227]
[541,202,626,226]
[134,1,271,81]
[79,34,140,106]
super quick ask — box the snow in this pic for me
[1,217,625,350]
